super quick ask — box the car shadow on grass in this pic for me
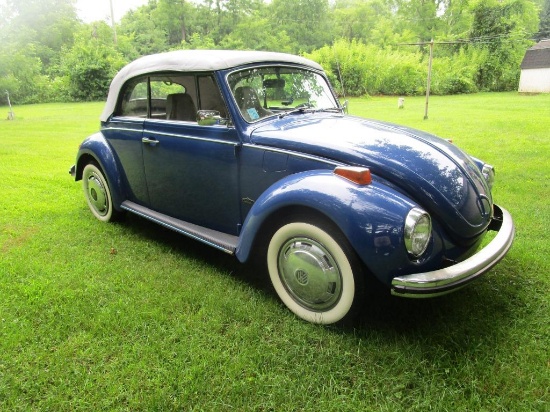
[119,213,268,289]
[119,213,523,349]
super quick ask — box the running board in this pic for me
[121,201,238,255]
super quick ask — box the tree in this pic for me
[332,0,394,43]
[219,15,293,52]
[153,0,194,44]
[268,0,333,53]
[395,0,443,43]
[469,0,539,91]
[59,23,126,101]
[536,0,550,40]
[0,45,48,103]
[0,0,79,67]
[119,4,169,56]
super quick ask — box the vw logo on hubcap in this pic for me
[295,269,308,285]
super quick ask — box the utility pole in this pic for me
[110,0,118,45]
[424,39,434,120]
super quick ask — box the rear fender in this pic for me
[235,169,417,282]
[74,132,125,210]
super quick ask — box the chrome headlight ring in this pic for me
[482,164,495,190]
[404,208,432,258]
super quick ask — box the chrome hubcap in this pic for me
[277,237,342,311]
[86,173,108,216]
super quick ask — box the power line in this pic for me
[397,33,535,47]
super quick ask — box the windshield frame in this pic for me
[226,64,339,124]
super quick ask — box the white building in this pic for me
[518,40,550,93]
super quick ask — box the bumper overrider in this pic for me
[391,204,514,297]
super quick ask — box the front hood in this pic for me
[251,114,493,239]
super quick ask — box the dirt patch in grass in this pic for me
[1,224,39,254]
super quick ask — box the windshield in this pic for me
[228,66,338,123]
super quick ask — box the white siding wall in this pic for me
[518,68,550,93]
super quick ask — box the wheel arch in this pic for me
[251,203,339,245]
[74,133,125,211]
[235,169,416,285]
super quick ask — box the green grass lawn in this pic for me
[0,93,548,411]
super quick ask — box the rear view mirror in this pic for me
[263,79,286,89]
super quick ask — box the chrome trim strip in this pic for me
[142,128,239,145]
[103,126,144,133]
[120,201,238,255]
[242,143,342,167]
[391,204,514,298]
[105,125,238,145]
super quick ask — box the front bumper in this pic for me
[391,204,514,297]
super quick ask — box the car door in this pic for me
[102,77,149,204]
[142,74,241,235]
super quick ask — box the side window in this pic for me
[198,75,227,118]
[119,79,148,118]
[150,76,196,122]
[117,75,206,122]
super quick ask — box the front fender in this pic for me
[235,170,420,284]
[74,132,125,210]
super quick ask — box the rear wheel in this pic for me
[82,162,119,222]
[267,219,363,324]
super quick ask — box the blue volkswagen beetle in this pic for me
[70,50,515,324]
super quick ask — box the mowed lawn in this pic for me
[0,93,548,411]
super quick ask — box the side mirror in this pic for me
[197,110,227,126]
[341,99,349,114]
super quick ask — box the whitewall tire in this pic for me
[267,220,360,324]
[82,163,116,222]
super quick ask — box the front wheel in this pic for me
[267,220,363,324]
[82,162,119,222]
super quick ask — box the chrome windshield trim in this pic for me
[391,204,514,298]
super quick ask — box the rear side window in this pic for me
[119,79,148,118]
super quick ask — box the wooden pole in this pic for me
[6,91,14,120]
[109,0,117,45]
[424,39,434,120]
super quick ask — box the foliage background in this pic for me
[0,0,548,104]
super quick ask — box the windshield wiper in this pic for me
[278,106,314,119]
[317,107,344,114]
[279,106,343,119]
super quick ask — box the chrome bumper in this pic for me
[391,204,514,297]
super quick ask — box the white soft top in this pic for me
[100,49,323,122]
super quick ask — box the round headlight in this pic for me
[404,208,432,258]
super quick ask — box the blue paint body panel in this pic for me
[72,51,513,291]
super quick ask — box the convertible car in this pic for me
[70,50,515,324]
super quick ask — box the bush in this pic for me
[0,47,47,104]
[307,39,523,96]
[377,51,425,96]
[59,24,127,102]
[306,39,384,96]
[306,39,426,96]
[431,50,479,95]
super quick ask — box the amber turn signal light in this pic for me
[334,166,372,185]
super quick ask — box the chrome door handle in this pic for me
[142,137,159,146]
